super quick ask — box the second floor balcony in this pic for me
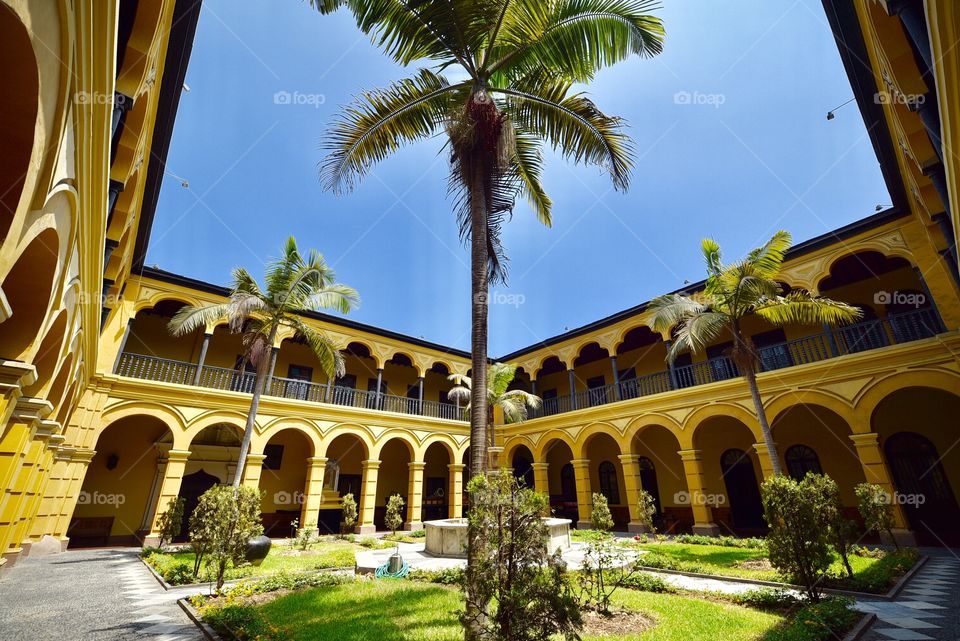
[112,307,945,423]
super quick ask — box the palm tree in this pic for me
[447,362,541,451]
[168,237,359,486]
[312,0,665,481]
[647,231,861,476]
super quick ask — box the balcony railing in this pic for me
[528,307,944,419]
[113,353,466,421]
[113,308,944,424]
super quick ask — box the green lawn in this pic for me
[252,581,789,641]
[634,542,917,592]
[145,542,356,584]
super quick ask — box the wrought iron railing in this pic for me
[527,307,944,419]
[114,308,944,423]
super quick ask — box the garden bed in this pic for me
[142,542,356,586]
[631,541,919,595]
[188,572,866,641]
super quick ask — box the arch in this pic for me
[581,422,623,450]
[133,295,196,315]
[765,390,855,427]
[321,430,370,463]
[419,434,458,462]
[0,3,39,242]
[622,414,683,450]
[183,411,249,447]
[370,432,417,460]
[815,249,916,292]
[685,403,761,448]
[533,430,578,461]
[23,308,68,396]
[258,418,321,457]
[422,440,453,520]
[188,423,242,449]
[71,414,174,547]
[99,401,187,443]
[43,353,74,415]
[342,341,382,369]
[573,341,610,366]
[855,370,960,428]
[503,435,537,464]
[258,427,312,536]
[0,228,59,359]
[534,355,566,378]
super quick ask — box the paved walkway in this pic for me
[0,548,204,641]
[858,555,960,641]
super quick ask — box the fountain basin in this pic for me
[423,517,572,558]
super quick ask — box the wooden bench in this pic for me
[67,517,114,546]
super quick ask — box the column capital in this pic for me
[307,456,328,466]
[166,449,192,462]
[570,458,591,469]
[447,463,466,472]
[245,453,268,463]
[408,460,426,470]
[361,459,381,470]
[678,449,702,462]
[530,462,549,471]
[71,448,98,463]
[752,442,777,454]
[617,454,640,464]
[11,396,53,423]
[849,432,880,446]
[0,359,36,388]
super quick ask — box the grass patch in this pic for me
[143,542,356,585]
[633,543,917,593]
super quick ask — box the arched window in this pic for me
[785,445,822,480]
[598,461,620,504]
[560,463,576,500]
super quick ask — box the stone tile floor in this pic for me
[0,548,204,641]
[859,555,959,641]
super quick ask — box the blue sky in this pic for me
[147,0,891,355]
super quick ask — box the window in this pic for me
[287,364,313,381]
[785,445,823,480]
[263,444,284,470]
[598,460,620,504]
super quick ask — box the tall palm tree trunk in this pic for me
[465,167,490,641]
[231,327,277,487]
[743,363,783,477]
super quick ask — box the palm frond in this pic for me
[701,237,722,277]
[488,362,518,397]
[288,317,346,379]
[496,77,634,190]
[754,291,862,327]
[321,70,463,194]
[668,311,729,362]
[746,230,792,279]
[303,284,361,314]
[489,0,665,81]
[499,389,541,423]
[511,131,552,226]
[646,293,708,334]
[167,303,230,336]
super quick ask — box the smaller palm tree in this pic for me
[647,231,861,476]
[168,237,359,486]
[448,362,541,452]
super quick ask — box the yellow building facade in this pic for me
[1,0,958,573]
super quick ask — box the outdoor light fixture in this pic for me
[164,169,189,189]
[826,97,856,120]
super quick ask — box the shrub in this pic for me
[141,546,162,559]
[464,470,581,641]
[774,597,859,641]
[161,561,194,585]
[834,548,918,593]
[291,518,317,551]
[761,474,833,601]
[409,528,426,538]
[637,490,657,533]
[340,492,358,535]
[729,588,799,611]
[189,485,265,592]
[155,496,185,549]
[618,571,675,593]
[200,604,285,641]
[855,483,900,550]
[408,567,464,585]
[673,533,766,549]
[817,477,858,578]
[225,570,350,597]
[635,550,706,574]
[384,493,405,536]
[591,493,614,532]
